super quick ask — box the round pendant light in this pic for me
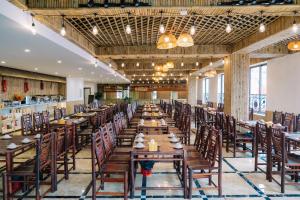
[177,33,194,47]
[287,41,300,51]
[157,33,177,49]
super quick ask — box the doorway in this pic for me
[84,87,91,105]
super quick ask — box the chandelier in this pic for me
[157,33,177,49]
[177,33,194,47]
[287,41,300,51]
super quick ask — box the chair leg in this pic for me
[188,168,193,200]
[124,171,128,200]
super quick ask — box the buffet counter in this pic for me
[0,101,66,134]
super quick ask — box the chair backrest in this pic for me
[39,132,53,169]
[66,124,75,148]
[207,101,214,108]
[199,126,211,158]
[61,108,67,118]
[197,99,202,105]
[21,114,34,135]
[282,112,295,132]
[256,122,269,152]
[217,103,224,112]
[33,112,43,132]
[100,124,114,157]
[92,131,105,171]
[54,108,62,120]
[271,127,286,162]
[205,127,221,167]
[273,111,283,124]
[55,127,66,156]
[296,114,300,131]
[41,111,50,132]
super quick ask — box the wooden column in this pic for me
[224,53,250,120]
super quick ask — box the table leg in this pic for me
[130,154,135,199]
[6,153,13,200]
[183,152,187,199]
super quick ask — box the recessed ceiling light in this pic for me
[78,67,82,71]
[55,72,58,75]
[34,67,38,71]
[1,61,6,64]
[57,60,62,64]
[24,49,31,53]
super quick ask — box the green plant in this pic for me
[94,92,103,100]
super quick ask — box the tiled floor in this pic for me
[15,146,299,200]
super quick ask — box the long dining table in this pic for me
[130,134,187,199]
[129,104,187,198]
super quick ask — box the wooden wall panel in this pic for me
[0,76,65,100]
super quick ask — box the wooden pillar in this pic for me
[224,53,250,120]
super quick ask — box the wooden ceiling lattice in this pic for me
[66,15,279,47]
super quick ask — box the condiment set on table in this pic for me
[168,132,183,149]
[1,133,41,150]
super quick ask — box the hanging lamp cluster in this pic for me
[156,12,195,49]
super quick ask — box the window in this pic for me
[116,91,123,99]
[202,78,209,103]
[249,63,267,114]
[217,73,224,103]
[151,91,157,100]
[170,91,178,99]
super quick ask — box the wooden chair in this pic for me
[273,111,283,124]
[91,131,129,200]
[66,124,76,171]
[217,103,224,112]
[61,108,67,118]
[254,122,272,181]
[207,101,214,108]
[21,114,34,135]
[33,112,44,133]
[296,114,300,131]
[270,127,300,193]
[54,108,62,120]
[3,133,55,199]
[226,115,255,157]
[282,112,296,132]
[187,127,222,198]
[54,127,69,181]
[41,111,50,133]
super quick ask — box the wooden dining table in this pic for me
[50,118,88,150]
[0,135,56,200]
[130,134,187,198]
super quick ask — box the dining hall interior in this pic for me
[1,0,300,199]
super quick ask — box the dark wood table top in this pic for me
[51,118,87,126]
[0,135,36,155]
[71,112,96,118]
[138,119,167,128]
[132,135,184,155]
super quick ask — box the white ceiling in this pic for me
[0,1,129,84]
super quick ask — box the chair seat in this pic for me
[287,153,300,166]
[114,147,132,153]
[108,154,130,163]
[187,159,211,170]
[78,129,92,136]
[103,163,129,172]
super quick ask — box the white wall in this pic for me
[66,78,84,102]
[84,81,97,94]
[197,78,203,102]
[188,77,198,106]
[208,76,218,103]
[266,52,300,113]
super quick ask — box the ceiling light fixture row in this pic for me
[29,10,299,38]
